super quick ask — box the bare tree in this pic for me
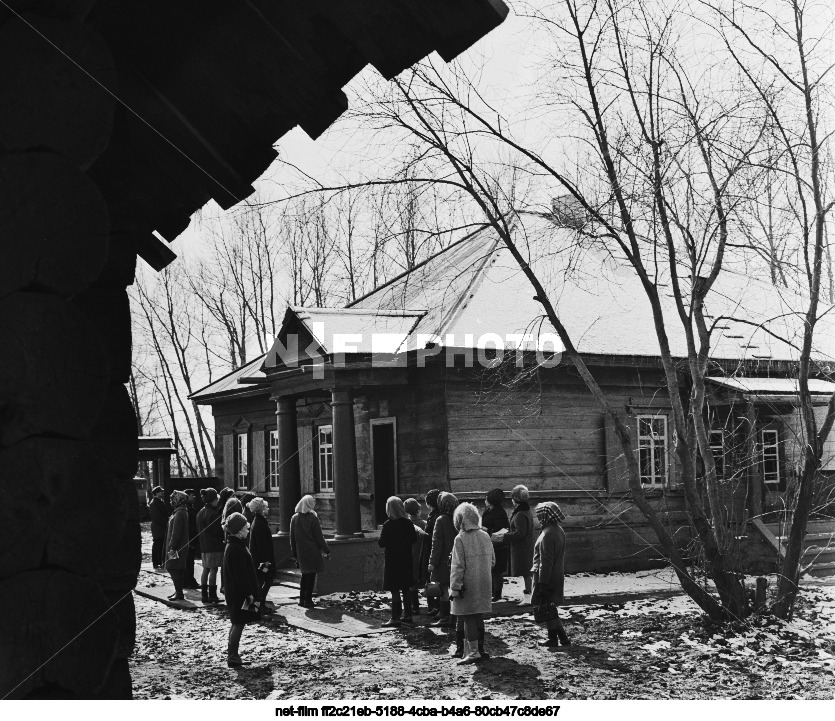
[705,0,835,618]
[131,264,215,477]
[345,0,832,619]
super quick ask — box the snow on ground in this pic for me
[133,523,835,699]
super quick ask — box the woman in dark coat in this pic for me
[428,491,458,627]
[404,498,426,614]
[419,489,441,614]
[289,494,330,608]
[531,502,571,647]
[163,490,190,600]
[222,512,261,667]
[219,493,243,595]
[504,484,535,604]
[481,488,510,601]
[148,486,169,568]
[196,487,224,603]
[378,496,417,626]
[247,497,275,607]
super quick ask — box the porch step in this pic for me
[807,561,835,577]
[760,522,835,577]
[275,566,301,588]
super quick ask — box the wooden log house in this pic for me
[192,217,835,584]
[0,0,509,699]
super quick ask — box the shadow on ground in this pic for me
[472,657,549,699]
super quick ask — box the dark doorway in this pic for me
[372,420,397,526]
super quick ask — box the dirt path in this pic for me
[131,530,835,700]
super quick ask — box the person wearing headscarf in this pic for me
[219,492,243,597]
[419,489,442,615]
[289,495,330,608]
[247,497,275,610]
[222,512,260,667]
[532,502,571,647]
[428,491,459,627]
[378,497,418,626]
[450,503,495,663]
[504,484,535,604]
[481,488,510,601]
[240,492,256,523]
[147,486,169,568]
[404,498,427,613]
[196,487,224,603]
[163,490,190,601]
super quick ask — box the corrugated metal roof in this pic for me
[190,354,267,401]
[195,212,835,400]
[352,213,835,363]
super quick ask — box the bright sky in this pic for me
[171,5,533,255]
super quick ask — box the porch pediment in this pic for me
[263,306,426,371]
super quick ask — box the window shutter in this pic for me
[252,428,265,493]
[311,425,320,489]
[222,434,234,486]
[604,413,636,493]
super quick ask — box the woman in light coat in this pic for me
[531,502,571,647]
[289,495,330,608]
[449,503,495,663]
[504,484,535,604]
[163,490,191,600]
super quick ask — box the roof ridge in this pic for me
[293,307,427,316]
[345,223,493,309]
[433,234,503,339]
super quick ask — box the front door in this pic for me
[372,420,397,526]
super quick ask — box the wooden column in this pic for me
[276,397,302,536]
[331,388,363,539]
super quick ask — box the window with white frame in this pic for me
[268,430,280,491]
[317,425,334,492]
[637,415,668,486]
[761,429,781,486]
[236,432,249,490]
[709,429,725,479]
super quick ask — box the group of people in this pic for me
[149,483,569,668]
[379,484,571,664]
[148,485,278,667]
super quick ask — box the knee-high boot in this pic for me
[452,628,465,658]
[478,627,490,659]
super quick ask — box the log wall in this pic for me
[0,15,137,698]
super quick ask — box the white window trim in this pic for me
[637,414,668,486]
[709,429,725,479]
[268,429,280,491]
[236,432,249,490]
[761,428,781,486]
[317,424,334,492]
